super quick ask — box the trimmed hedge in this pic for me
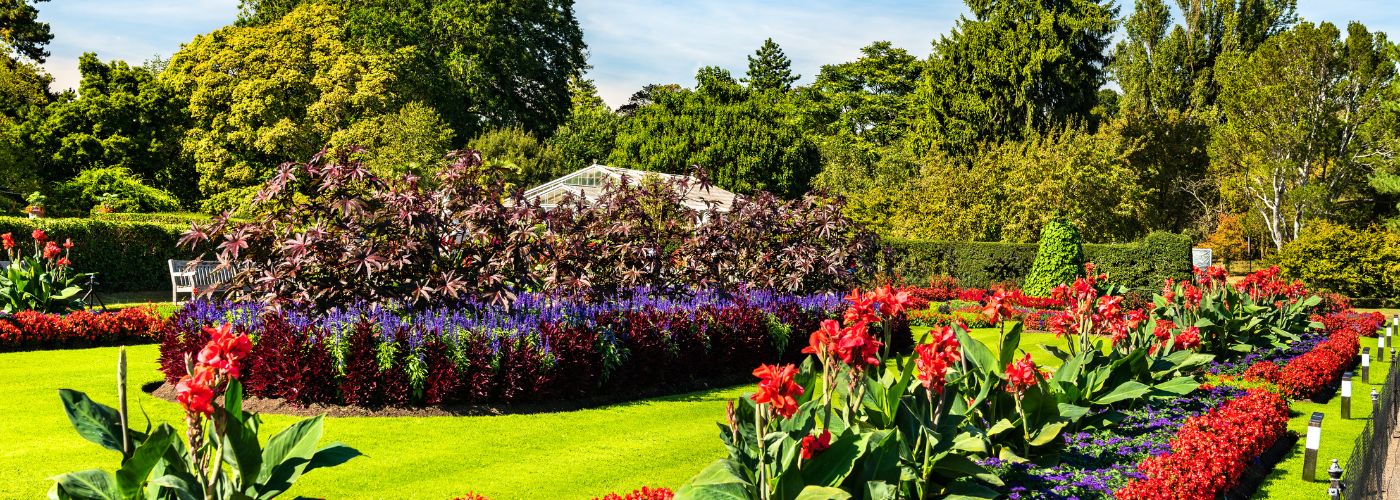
[90,212,216,226]
[0,216,188,292]
[882,231,1192,292]
[1023,218,1085,297]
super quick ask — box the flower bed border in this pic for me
[0,307,165,352]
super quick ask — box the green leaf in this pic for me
[674,459,752,500]
[115,424,175,497]
[986,419,1016,437]
[801,431,868,486]
[944,480,1003,499]
[999,323,1023,367]
[225,379,244,421]
[147,474,201,500]
[255,416,326,498]
[858,430,901,484]
[58,390,126,455]
[1056,403,1089,422]
[953,326,998,375]
[863,481,897,500]
[1091,381,1150,405]
[794,486,853,500]
[50,470,120,499]
[1151,377,1201,396]
[1029,421,1068,446]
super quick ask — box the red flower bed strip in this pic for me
[1115,389,1290,500]
[0,307,164,351]
[1277,310,1380,400]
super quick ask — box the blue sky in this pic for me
[35,0,1400,107]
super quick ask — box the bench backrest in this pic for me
[168,260,247,289]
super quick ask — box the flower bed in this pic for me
[0,307,165,351]
[1115,389,1291,499]
[158,290,868,407]
[983,385,1244,499]
[1276,315,1367,400]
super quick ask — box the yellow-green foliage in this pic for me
[1023,218,1086,296]
[1273,222,1400,300]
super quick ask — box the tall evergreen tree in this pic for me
[744,38,799,92]
[913,0,1118,157]
[0,0,52,62]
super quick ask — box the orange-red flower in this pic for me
[982,290,1015,324]
[42,241,60,259]
[802,319,840,360]
[62,238,73,250]
[915,326,961,394]
[800,429,832,460]
[751,363,804,418]
[1004,353,1040,394]
[1,233,13,250]
[30,229,45,242]
[1173,327,1201,350]
[176,366,216,416]
[843,289,878,325]
[197,323,252,379]
[833,322,882,368]
[873,285,911,317]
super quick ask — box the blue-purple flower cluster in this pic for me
[173,288,846,353]
[982,385,1245,499]
[1206,329,1326,375]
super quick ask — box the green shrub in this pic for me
[91,211,217,227]
[882,232,1191,293]
[1023,218,1086,296]
[1272,222,1398,300]
[0,217,187,292]
[55,167,181,215]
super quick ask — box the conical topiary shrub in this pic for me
[1023,218,1085,297]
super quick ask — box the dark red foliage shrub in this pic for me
[422,336,464,406]
[339,322,387,407]
[493,336,549,403]
[1116,389,1290,500]
[458,334,498,403]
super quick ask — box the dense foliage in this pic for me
[0,229,89,313]
[1023,219,1086,297]
[0,306,163,351]
[1272,221,1400,301]
[180,149,875,309]
[0,216,185,292]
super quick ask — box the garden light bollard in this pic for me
[1304,412,1324,482]
[1327,459,1343,500]
[1381,334,1388,362]
[1340,372,1352,420]
[1372,387,1379,415]
[1362,348,1370,383]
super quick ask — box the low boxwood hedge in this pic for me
[882,231,1192,292]
[0,216,189,292]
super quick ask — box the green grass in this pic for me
[0,344,739,499]
[1254,334,1395,499]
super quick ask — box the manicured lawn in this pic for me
[1255,334,1395,499]
[0,344,738,499]
[100,290,178,315]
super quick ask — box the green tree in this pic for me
[0,0,52,62]
[607,67,821,198]
[913,0,1118,157]
[331,101,455,179]
[470,126,564,188]
[1211,21,1395,250]
[162,3,405,207]
[744,38,799,92]
[56,166,181,213]
[21,53,192,203]
[235,0,587,141]
[545,77,620,172]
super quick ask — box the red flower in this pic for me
[843,289,878,325]
[800,429,832,460]
[751,363,804,418]
[801,319,839,359]
[1152,319,1176,341]
[1047,311,1075,337]
[873,285,911,317]
[1095,295,1122,318]
[833,322,882,368]
[55,257,71,268]
[915,326,961,394]
[1173,327,1201,350]
[176,366,216,416]
[197,323,252,379]
[62,238,73,250]
[982,290,1015,324]
[1161,279,1176,302]
[1,233,12,250]
[31,229,45,242]
[42,241,60,259]
[1124,309,1147,331]
[1004,353,1039,394]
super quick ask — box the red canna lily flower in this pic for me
[751,363,804,418]
[1,233,13,250]
[833,322,882,368]
[42,241,60,259]
[1174,327,1201,350]
[843,289,878,325]
[176,366,216,416]
[197,323,252,379]
[62,238,73,250]
[915,326,961,394]
[1004,353,1040,394]
[55,257,71,268]
[802,319,840,360]
[31,229,45,242]
[800,429,832,460]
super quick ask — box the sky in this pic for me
[34,0,1400,108]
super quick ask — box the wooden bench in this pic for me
[168,260,247,303]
